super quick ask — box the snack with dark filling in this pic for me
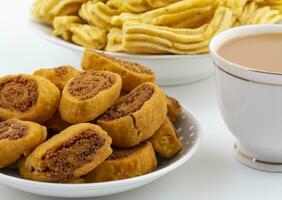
[33,65,80,91]
[44,110,71,133]
[25,123,112,183]
[150,118,182,158]
[166,95,182,122]
[59,70,122,124]
[0,74,60,123]
[0,119,47,168]
[98,82,167,147]
[81,49,155,91]
[84,141,157,182]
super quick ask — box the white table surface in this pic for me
[1,1,282,200]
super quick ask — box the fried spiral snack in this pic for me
[52,16,84,41]
[69,24,107,49]
[60,70,122,124]
[24,123,112,182]
[0,74,60,123]
[33,0,88,25]
[33,65,80,91]
[150,118,182,158]
[106,0,182,13]
[98,82,167,147]
[81,49,155,91]
[166,96,182,122]
[44,110,71,133]
[0,119,47,168]
[111,0,218,28]
[85,141,157,182]
[105,28,125,52]
[121,7,233,54]
[235,2,282,25]
[79,1,119,30]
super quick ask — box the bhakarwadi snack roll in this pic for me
[79,1,119,30]
[106,0,182,13]
[122,6,233,54]
[33,65,80,91]
[85,141,157,182]
[166,96,182,122]
[0,74,60,123]
[69,24,107,49]
[44,110,71,133]
[98,82,167,147]
[0,119,47,168]
[33,0,88,25]
[60,70,122,124]
[81,49,155,91]
[52,16,84,41]
[150,118,182,158]
[24,123,112,183]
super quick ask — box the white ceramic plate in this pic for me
[29,18,213,86]
[0,105,202,198]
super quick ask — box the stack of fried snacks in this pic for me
[79,1,119,30]
[33,0,88,25]
[119,7,233,54]
[34,0,282,54]
[106,0,183,13]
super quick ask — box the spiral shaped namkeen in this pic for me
[150,118,182,158]
[52,16,84,41]
[111,0,219,28]
[44,110,71,133]
[121,7,233,54]
[79,1,119,30]
[69,24,107,49]
[24,123,112,182]
[60,70,122,124]
[166,95,182,122]
[98,82,167,147]
[33,0,88,25]
[106,0,182,13]
[0,119,47,168]
[85,141,157,182]
[33,65,80,91]
[0,74,60,123]
[81,49,156,91]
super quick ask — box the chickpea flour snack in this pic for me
[166,95,182,122]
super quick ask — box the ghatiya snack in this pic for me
[24,123,112,183]
[0,119,47,168]
[84,141,157,182]
[98,82,167,147]
[33,65,80,91]
[0,74,60,123]
[150,118,182,158]
[60,70,122,124]
[81,49,155,91]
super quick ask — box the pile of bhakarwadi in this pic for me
[0,49,183,183]
[33,0,282,54]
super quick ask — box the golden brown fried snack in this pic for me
[105,28,125,52]
[60,70,122,124]
[18,157,86,183]
[150,118,182,158]
[85,141,157,182]
[0,119,47,168]
[24,123,112,183]
[98,82,167,147]
[52,16,84,41]
[33,0,88,25]
[33,65,80,91]
[0,74,60,123]
[81,49,155,91]
[44,110,71,133]
[166,95,182,121]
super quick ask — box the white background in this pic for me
[1,1,282,199]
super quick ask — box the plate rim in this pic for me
[0,105,203,189]
[29,17,210,60]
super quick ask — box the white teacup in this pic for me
[210,25,282,172]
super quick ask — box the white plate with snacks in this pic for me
[29,19,213,86]
[0,106,202,198]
